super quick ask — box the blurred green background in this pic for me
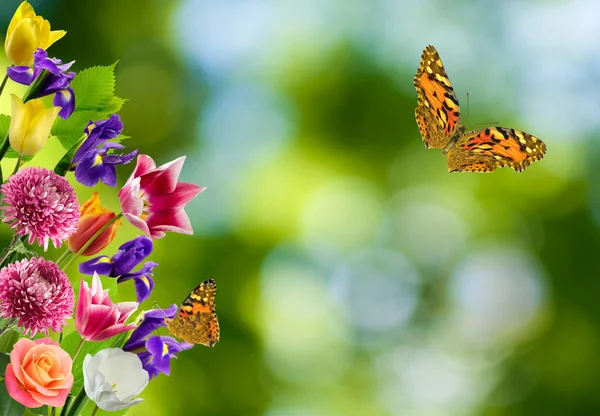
[1,0,598,415]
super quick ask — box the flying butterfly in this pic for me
[165,279,220,347]
[414,45,546,172]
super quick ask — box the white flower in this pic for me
[83,348,149,411]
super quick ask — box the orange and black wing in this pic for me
[446,127,547,173]
[414,45,463,149]
[176,279,220,347]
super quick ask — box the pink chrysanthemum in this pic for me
[0,257,74,336]
[1,167,80,250]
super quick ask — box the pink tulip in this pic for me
[75,273,138,342]
[118,154,204,239]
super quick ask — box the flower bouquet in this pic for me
[0,2,218,415]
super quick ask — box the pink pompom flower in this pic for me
[1,166,80,250]
[0,257,74,336]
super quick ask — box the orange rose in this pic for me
[4,338,73,408]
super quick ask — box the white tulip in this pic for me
[83,348,149,411]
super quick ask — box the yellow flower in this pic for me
[4,1,66,66]
[9,94,60,156]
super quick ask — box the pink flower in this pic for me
[0,257,74,336]
[75,273,138,342]
[1,166,80,250]
[118,154,203,239]
[4,337,73,408]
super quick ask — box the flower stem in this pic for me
[72,338,86,362]
[11,154,22,175]
[90,405,99,416]
[0,73,8,99]
[55,249,73,269]
[0,234,21,266]
[61,213,123,271]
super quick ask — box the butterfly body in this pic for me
[414,45,546,172]
[165,279,220,347]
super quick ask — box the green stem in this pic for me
[55,249,73,269]
[11,154,22,175]
[0,70,51,162]
[0,234,21,266]
[0,73,8,99]
[90,405,99,416]
[59,394,73,416]
[63,386,89,416]
[61,213,123,271]
[72,338,86,362]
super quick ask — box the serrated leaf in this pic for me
[51,110,105,150]
[0,330,20,354]
[0,381,26,416]
[71,64,116,112]
[103,96,127,113]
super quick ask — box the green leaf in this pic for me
[23,406,47,416]
[0,115,10,140]
[54,135,87,177]
[0,381,25,416]
[0,353,9,369]
[51,110,105,150]
[0,331,19,354]
[71,64,116,112]
[103,96,127,113]
[61,333,107,392]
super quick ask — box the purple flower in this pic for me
[7,49,75,119]
[79,236,156,302]
[137,336,192,378]
[123,306,192,378]
[71,114,137,187]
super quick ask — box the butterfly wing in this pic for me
[414,45,463,149]
[446,127,547,173]
[167,279,220,347]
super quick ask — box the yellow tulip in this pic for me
[9,94,60,156]
[4,1,66,66]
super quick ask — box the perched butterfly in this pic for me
[164,279,220,347]
[414,45,546,172]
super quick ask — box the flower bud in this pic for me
[69,192,121,256]
[9,94,60,156]
[5,1,66,66]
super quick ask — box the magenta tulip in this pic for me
[75,273,138,342]
[118,154,204,239]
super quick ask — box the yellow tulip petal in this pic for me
[22,106,60,156]
[6,1,36,42]
[9,95,29,154]
[5,18,40,66]
[46,29,67,48]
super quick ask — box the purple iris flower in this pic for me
[124,305,178,351]
[7,49,76,119]
[79,235,157,302]
[138,336,193,378]
[123,305,192,378]
[71,114,137,187]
